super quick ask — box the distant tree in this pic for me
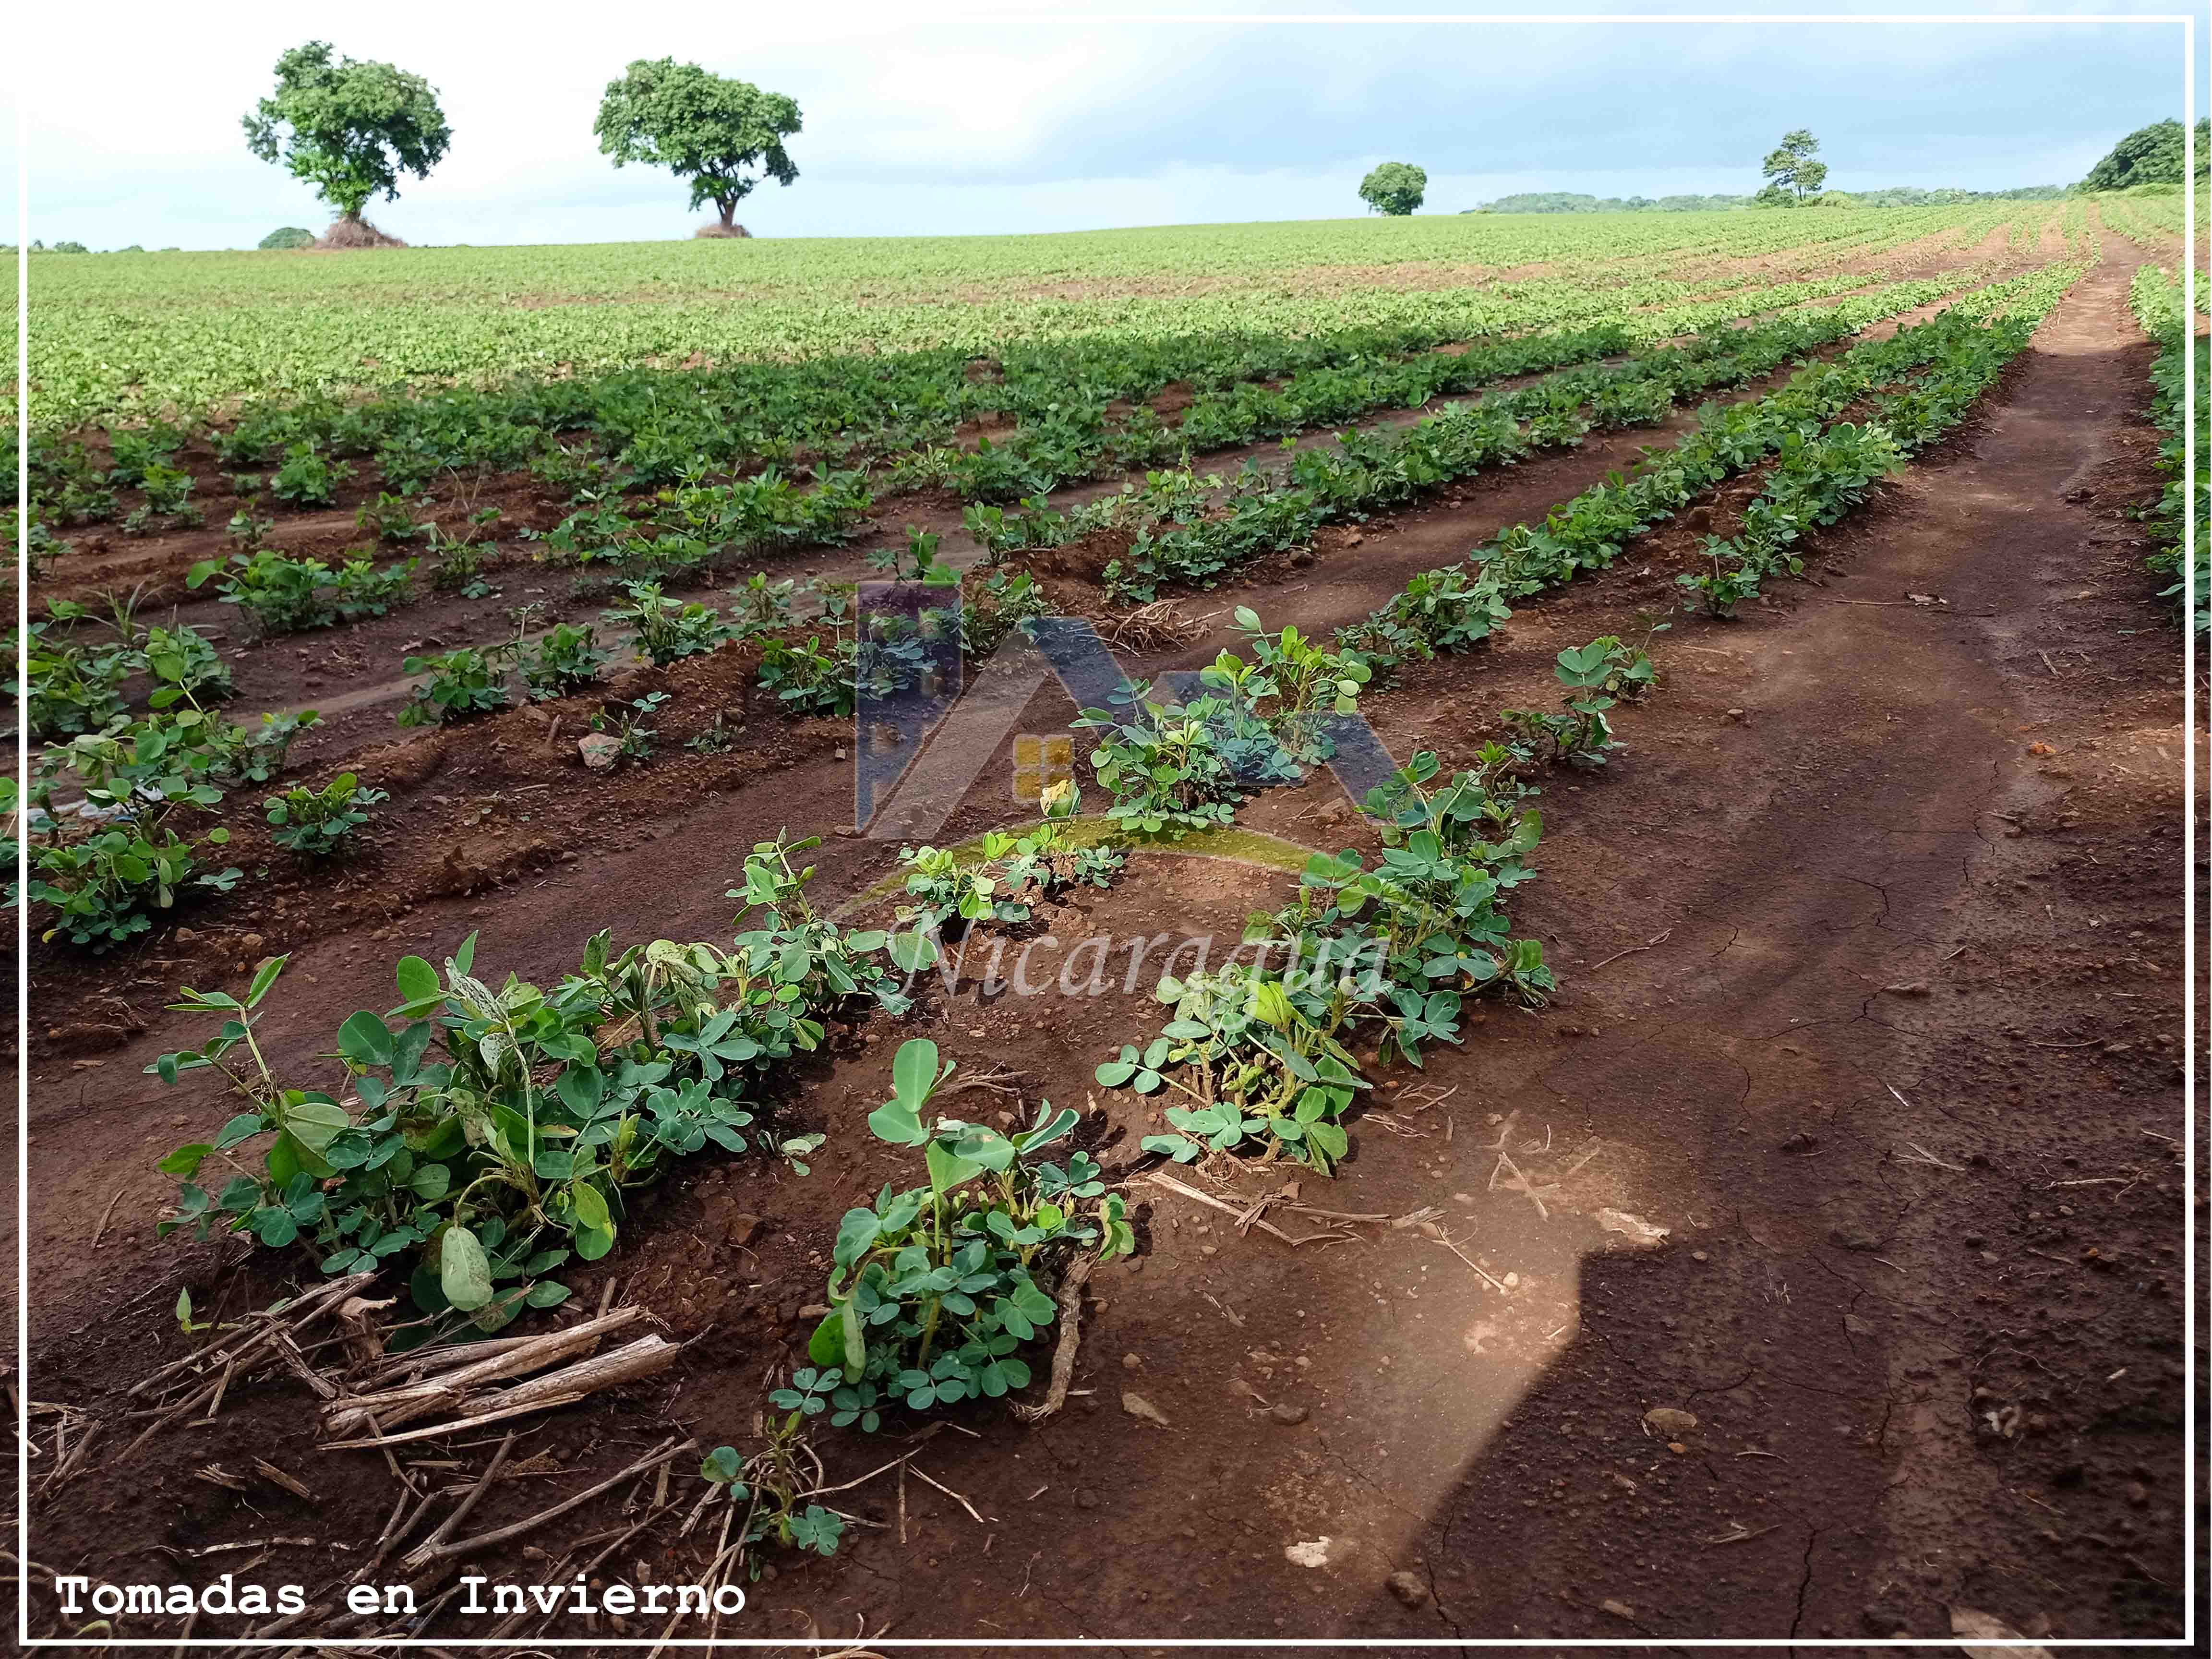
[1358,162,1428,216]
[243,43,451,229]
[259,226,316,251]
[1760,130,1828,203]
[2081,118,2212,191]
[595,59,801,233]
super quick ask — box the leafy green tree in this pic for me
[242,43,451,226]
[1358,162,1427,216]
[258,227,315,251]
[2082,118,2211,191]
[594,59,801,232]
[1760,130,1828,203]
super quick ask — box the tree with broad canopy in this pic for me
[594,59,802,232]
[242,42,451,225]
[1359,162,1428,217]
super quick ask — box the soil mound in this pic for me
[315,216,407,250]
[693,222,753,239]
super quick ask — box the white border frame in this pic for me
[9,10,2203,1654]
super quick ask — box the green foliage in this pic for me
[357,491,427,542]
[2129,266,2209,636]
[757,634,857,719]
[188,548,416,637]
[265,772,387,857]
[523,623,613,700]
[728,572,796,637]
[259,227,316,251]
[269,442,351,506]
[30,826,238,950]
[589,692,670,766]
[605,581,727,666]
[242,40,452,219]
[24,626,135,739]
[1358,162,1427,216]
[398,642,518,727]
[2082,119,2210,192]
[805,1039,1131,1430]
[1501,635,1657,768]
[594,59,801,228]
[151,842,917,1339]
[1759,130,1827,204]
[1074,685,1244,839]
[1107,744,1551,1173]
[958,566,1050,659]
[27,209,2043,434]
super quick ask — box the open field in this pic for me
[9,199,2196,1645]
[15,201,2064,428]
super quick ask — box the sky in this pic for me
[8,0,2200,249]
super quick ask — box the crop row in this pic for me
[973,268,2003,601]
[11,264,1959,542]
[2127,264,2209,635]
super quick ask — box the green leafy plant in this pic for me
[522,623,612,700]
[187,549,415,637]
[1073,684,1243,839]
[398,640,518,727]
[589,692,670,766]
[728,572,796,637]
[265,772,387,857]
[605,581,727,667]
[147,860,915,1340]
[758,634,857,719]
[357,491,427,542]
[269,442,351,507]
[696,1401,847,1576]
[805,1039,1132,1429]
[30,826,239,950]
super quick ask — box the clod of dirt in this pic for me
[1643,1407,1698,1437]
[1120,1390,1171,1428]
[1386,1570,1429,1608]
[1779,1130,1821,1153]
[1601,1599,1636,1622]
[578,733,621,771]
[1948,1606,2050,1658]
[1595,1208,1670,1247]
[1285,1537,1334,1568]
[1270,1402,1309,1426]
[1120,1352,1142,1370]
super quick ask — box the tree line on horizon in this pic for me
[1463,118,2209,216]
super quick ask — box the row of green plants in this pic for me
[2128,264,2210,636]
[963,272,1983,602]
[893,269,1969,505]
[150,840,939,1339]
[23,699,325,948]
[16,266,1863,528]
[23,591,233,742]
[1330,263,2085,677]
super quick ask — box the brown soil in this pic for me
[14,256,2192,1646]
[314,216,407,251]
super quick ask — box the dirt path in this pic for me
[18,258,2187,1644]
